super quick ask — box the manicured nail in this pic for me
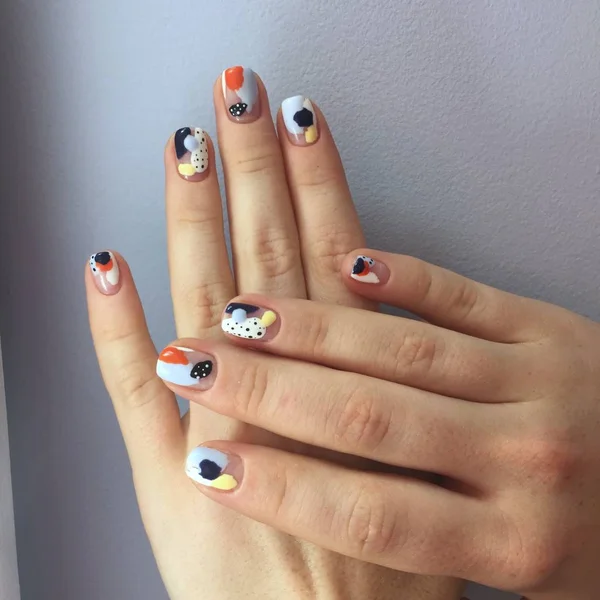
[281,95,319,146]
[221,302,278,341]
[222,66,260,123]
[156,346,216,389]
[185,446,242,491]
[350,255,390,285]
[89,251,121,295]
[174,127,209,181]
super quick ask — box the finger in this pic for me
[165,129,235,337]
[86,251,183,466]
[182,442,492,581]
[215,67,306,297]
[342,250,556,343]
[278,99,373,308]
[217,296,524,403]
[155,341,495,481]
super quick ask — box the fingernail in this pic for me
[174,127,209,181]
[221,302,279,341]
[89,251,121,295]
[222,66,261,123]
[185,446,242,491]
[350,255,390,285]
[281,95,319,146]
[156,346,216,390]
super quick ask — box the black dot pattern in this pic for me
[293,108,314,128]
[229,102,248,117]
[190,360,213,380]
[199,459,222,481]
[224,317,266,339]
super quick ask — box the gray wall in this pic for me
[1,0,598,598]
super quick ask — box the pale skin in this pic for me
[86,74,462,600]
[85,72,598,599]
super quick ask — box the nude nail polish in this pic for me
[222,66,261,123]
[221,302,279,341]
[174,127,209,181]
[156,346,217,390]
[185,446,242,491]
[281,95,319,146]
[89,251,121,295]
[350,255,390,285]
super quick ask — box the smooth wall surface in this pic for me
[1,0,598,598]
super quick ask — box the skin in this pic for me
[86,75,463,599]
[163,261,600,599]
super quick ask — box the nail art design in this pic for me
[222,66,260,123]
[89,251,121,295]
[174,127,209,181]
[282,95,319,145]
[221,302,277,340]
[350,255,389,285]
[185,447,240,491]
[156,346,216,389]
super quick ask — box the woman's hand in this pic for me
[158,250,600,599]
[86,69,463,599]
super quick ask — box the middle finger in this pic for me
[215,67,306,297]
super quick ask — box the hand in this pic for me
[157,249,600,599]
[86,70,463,599]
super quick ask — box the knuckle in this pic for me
[343,485,400,557]
[269,462,292,521]
[519,436,580,492]
[110,357,163,409]
[332,386,391,453]
[234,147,281,175]
[495,515,567,590]
[289,310,330,360]
[309,226,357,273]
[176,278,228,333]
[294,163,345,191]
[249,228,300,282]
[230,360,270,420]
[174,206,222,233]
[443,278,482,321]
[387,330,441,377]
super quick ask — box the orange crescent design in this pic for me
[96,259,113,272]
[159,346,188,365]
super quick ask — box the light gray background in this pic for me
[1,0,598,598]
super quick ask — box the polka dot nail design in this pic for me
[174,127,209,181]
[89,251,121,296]
[222,66,261,123]
[185,447,241,491]
[221,302,278,341]
[281,95,319,146]
[156,346,216,390]
[350,255,390,285]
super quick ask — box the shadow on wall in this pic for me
[0,1,167,599]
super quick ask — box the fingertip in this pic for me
[343,249,391,287]
[87,249,124,297]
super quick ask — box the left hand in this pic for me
[157,249,600,599]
